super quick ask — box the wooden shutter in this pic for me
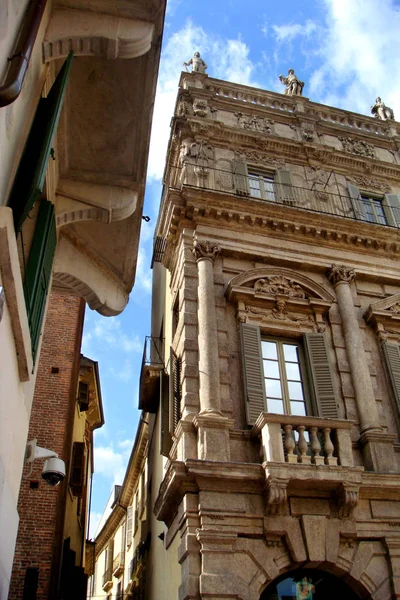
[383,194,400,227]
[382,342,400,414]
[275,169,294,204]
[169,348,181,433]
[9,52,74,231]
[160,373,172,457]
[126,505,133,542]
[23,199,57,362]
[69,442,85,497]
[233,159,250,196]
[78,381,89,411]
[240,323,266,425]
[304,333,338,418]
[347,182,366,221]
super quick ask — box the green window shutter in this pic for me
[233,159,250,196]
[240,323,266,425]
[383,194,400,227]
[347,182,366,221]
[160,373,173,457]
[275,169,294,204]
[8,52,74,232]
[169,347,181,433]
[24,199,57,362]
[69,441,85,497]
[382,342,400,415]
[304,333,338,418]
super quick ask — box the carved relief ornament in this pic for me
[235,148,285,168]
[364,292,400,343]
[349,175,390,193]
[339,136,375,158]
[328,264,355,286]
[234,112,274,134]
[192,238,220,262]
[254,275,306,298]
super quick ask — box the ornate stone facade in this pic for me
[141,71,400,600]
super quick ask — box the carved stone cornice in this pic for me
[328,264,355,286]
[192,238,220,262]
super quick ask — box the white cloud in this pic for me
[309,0,400,116]
[88,511,102,540]
[147,20,260,182]
[135,246,152,294]
[118,438,133,450]
[94,443,130,484]
[272,20,317,42]
[109,359,134,383]
[90,317,141,353]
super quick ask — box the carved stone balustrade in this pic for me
[253,413,354,467]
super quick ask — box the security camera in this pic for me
[42,457,66,486]
[25,439,66,487]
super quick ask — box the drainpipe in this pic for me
[0,0,48,107]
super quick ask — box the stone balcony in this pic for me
[252,413,363,517]
[102,568,113,592]
[112,552,124,578]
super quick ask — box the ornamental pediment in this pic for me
[365,293,400,341]
[226,268,333,334]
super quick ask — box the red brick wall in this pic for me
[9,289,85,600]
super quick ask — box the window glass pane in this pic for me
[262,341,277,359]
[285,362,301,381]
[265,378,282,398]
[267,398,284,414]
[283,344,299,362]
[290,401,307,416]
[263,359,280,379]
[248,175,261,198]
[262,177,275,201]
[288,381,304,400]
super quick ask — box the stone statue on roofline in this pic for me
[279,68,304,96]
[183,51,207,74]
[371,97,395,121]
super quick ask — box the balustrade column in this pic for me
[329,265,381,433]
[193,238,221,414]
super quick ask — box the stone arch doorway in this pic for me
[260,568,361,600]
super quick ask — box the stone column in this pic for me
[193,238,222,415]
[193,238,233,461]
[328,265,381,434]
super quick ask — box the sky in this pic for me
[84,0,400,536]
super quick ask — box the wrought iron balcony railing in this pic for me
[138,336,164,413]
[162,163,400,230]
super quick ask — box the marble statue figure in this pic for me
[183,52,207,74]
[371,97,395,121]
[279,69,304,96]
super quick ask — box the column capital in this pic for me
[328,264,355,286]
[192,238,220,263]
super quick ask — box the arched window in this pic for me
[261,569,361,600]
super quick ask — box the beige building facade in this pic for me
[143,71,400,599]
[0,0,165,597]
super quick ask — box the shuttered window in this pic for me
[160,373,173,457]
[347,182,400,227]
[240,323,338,424]
[23,199,56,362]
[170,348,181,433]
[69,441,85,497]
[382,342,400,416]
[126,505,133,544]
[8,52,74,232]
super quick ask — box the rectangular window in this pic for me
[248,172,275,201]
[69,441,85,497]
[360,194,387,225]
[262,339,308,416]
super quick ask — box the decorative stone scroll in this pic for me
[254,275,306,299]
[350,175,391,193]
[266,476,289,515]
[337,483,359,518]
[338,136,375,158]
[235,149,285,168]
[328,264,355,286]
[192,238,220,262]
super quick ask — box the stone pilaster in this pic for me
[328,264,381,434]
[193,238,232,461]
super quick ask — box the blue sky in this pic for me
[84,0,400,534]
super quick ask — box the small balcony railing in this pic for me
[138,337,164,413]
[163,164,400,230]
[253,413,354,468]
[112,552,124,578]
[102,568,113,591]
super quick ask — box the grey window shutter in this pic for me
[233,159,250,196]
[160,373,173,457]
[382,342,400,414]
[347,182,366,221]
[304,333,338,418]
[383,194,400,227]
[126,505,133,542]
[275,169,294,204]
[240,323,266,425]
[169,348,181,433]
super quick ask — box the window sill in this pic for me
[0,207,32,381]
